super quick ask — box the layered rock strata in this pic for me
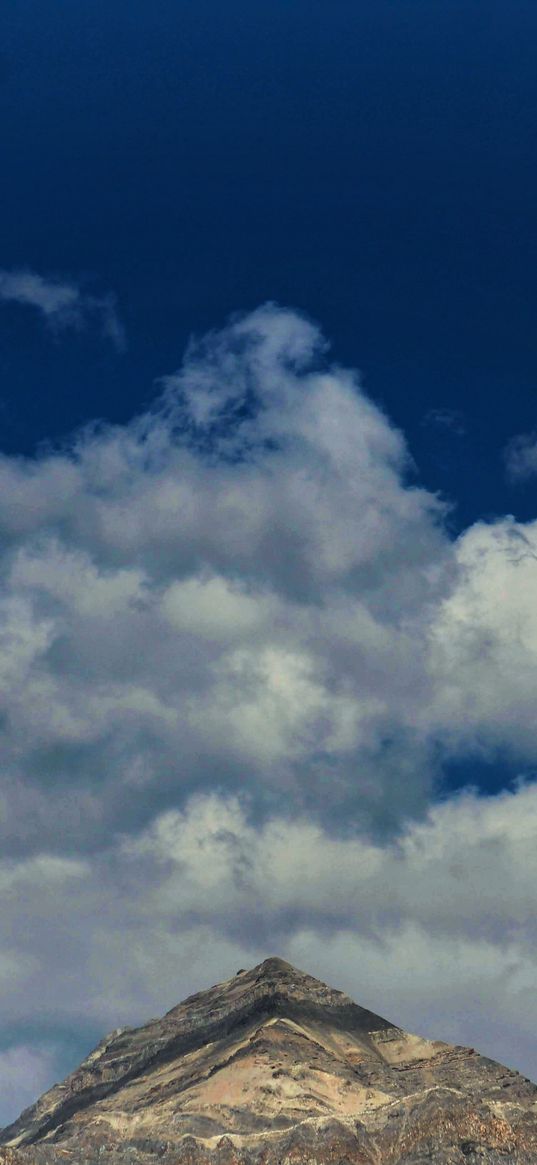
[1,957,536,1164]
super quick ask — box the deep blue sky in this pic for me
[2,0,537,531]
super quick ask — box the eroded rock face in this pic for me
[1,957,536,1164]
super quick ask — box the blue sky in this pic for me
[1,0,537,1127]
[3,0,537,525]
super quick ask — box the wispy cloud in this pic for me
[422,406,467,435]
[504,429,537,482]
[0,268,126,351]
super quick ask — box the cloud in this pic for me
[426,517,537,757]
[0,268,125,350]
[125,784,537,950]
[504,429,537,482]
[422,407,467,436]
[0,304,453,852]
[0,304,536,842]
[1,304,537,831]
[0,304,536,1118]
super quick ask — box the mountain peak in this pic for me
[1,960,536,1164]
[253,955,297,975]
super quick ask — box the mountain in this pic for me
[1,957,536,1164]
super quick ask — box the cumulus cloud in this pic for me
[0,268,125,350]
[0,304,453,851]
[0,303,536,1119]
[0,305,533,851]
[426,517,537,757]
[125,784,537,949]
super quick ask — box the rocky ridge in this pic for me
[1,957,536,1164]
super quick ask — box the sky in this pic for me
[1,0,537,1126]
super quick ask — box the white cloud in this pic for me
[0,305,535,835]
[1,303,537,831]
[0,268,125,350]
[127,784,537,950]
[426,517,537,757]
[0,304,454,847]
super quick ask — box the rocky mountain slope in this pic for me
[1,957,536,1164]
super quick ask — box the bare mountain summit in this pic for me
[1,957,536,1164]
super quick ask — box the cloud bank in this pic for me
[0,304,536,1120]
